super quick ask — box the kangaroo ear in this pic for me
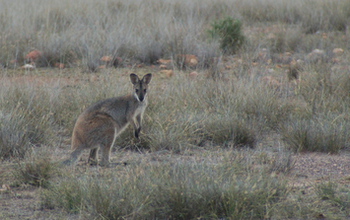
[142,73,152,84]
[130,73,139,84]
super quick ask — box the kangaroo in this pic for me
[63,73,152,166]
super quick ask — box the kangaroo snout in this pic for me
[134,92,145,102]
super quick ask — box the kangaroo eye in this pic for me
[135,89,139,93]
[144,89,147,93]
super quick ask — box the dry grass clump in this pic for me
[41,151,289,219]
[0,110,42,159]
[281,117,349,153]
[201,115,257,148]
[0,82,57,159]
[12,152,58,188]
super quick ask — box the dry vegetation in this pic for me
[1,0,350,219]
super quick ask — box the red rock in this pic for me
[25,50,42,61]
[100,56,113,62]
[189,71,199,79]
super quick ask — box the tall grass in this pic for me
[0,0,226,67]
[0,81,57,159]
[281,64,350,153]
[238,0,350,32]
[0,0,349,67]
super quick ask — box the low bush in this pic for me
[208,17,245,54]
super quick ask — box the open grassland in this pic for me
[0,0,350,68]
[1,0,350,219]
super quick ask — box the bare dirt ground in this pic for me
[291,152,350,190]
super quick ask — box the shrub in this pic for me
[208,17,245,54]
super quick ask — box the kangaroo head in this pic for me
[130,73,152,102]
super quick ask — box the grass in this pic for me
[1,65,350,219]
[12,152,58,188]
[0,0,350,219]
[2,68,348,218]
[281,116,350,153]
[315,182,350,216]
[1,0,349,68]
[41,151,289,219]
[0,81,57,159]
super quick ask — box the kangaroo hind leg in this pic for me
[88,148,99,166]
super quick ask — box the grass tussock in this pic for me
[281,116,350,153]
[279,63,350,153]
[0,83,56,159]
[41,152,288,219]
[141,76,290,151]
[12,152,58,188]
[201,115,257,148]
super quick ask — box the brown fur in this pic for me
[63,73,152,166]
